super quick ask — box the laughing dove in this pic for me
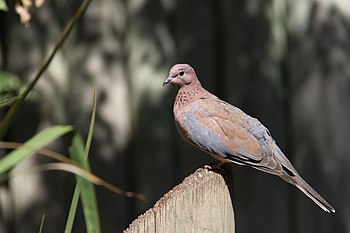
[163,64,335,213]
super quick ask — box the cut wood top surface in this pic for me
[124,168,235,233]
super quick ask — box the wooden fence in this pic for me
[124,167,235,233]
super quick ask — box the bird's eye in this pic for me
[179,71,184,76]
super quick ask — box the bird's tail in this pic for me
[281,171,335,213]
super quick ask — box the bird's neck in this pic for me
[174,83,203,109]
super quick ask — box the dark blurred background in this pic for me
[0,0,349,232]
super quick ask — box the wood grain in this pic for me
[124,168,235,233]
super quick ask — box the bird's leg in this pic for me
[204,161,226,171]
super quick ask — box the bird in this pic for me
[163,63,335,213]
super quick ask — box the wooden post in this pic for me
[124,167,235,233]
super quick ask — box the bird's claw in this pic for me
[204,161,225,172]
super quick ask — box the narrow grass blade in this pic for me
[84,90,96,156]
[39,214,45,233]
[69,133,101,233]
[0,125,73,174]
[0,0,92,138]
[65,91,97,233]
[64,184,81,233]
[0,162,146,200]
[0,95,24,108]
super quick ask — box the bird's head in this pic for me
[163,64,200,87]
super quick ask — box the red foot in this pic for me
[204,161,226,171]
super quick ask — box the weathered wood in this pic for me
[124,168,235,233]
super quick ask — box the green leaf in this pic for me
[69,133,100,233]
[0,71,22,94]
[0,0,8,11]
[84,91,96,156]
[0,125,73,174]
[0,0,93,139]
[39,214,45,233]
[64,183,81,233]
[0,72,23,109]
[65,92,98,233]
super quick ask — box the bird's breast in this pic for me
[173,106,192,143]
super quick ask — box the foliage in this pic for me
[0,0,143,232]
[0,0,8,11]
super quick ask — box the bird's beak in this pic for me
[163,76,173,86]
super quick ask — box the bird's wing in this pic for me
[183,97,276,167]
[218,99,297,175]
